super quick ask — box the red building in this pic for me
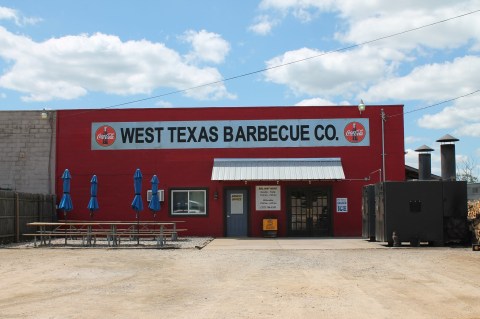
[56,105,405,237]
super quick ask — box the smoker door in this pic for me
[374,183,387,242]
[362,185,376,241]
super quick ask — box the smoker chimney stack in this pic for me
[436,134,459,181]
[415,145,434,180]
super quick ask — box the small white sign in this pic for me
[231,194,244,215]
[336,198,348,213]
[256,186,281,211]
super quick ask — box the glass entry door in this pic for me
[287,188,331,237]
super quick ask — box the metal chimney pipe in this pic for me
[436,134,459,181]
[415,145,434,180]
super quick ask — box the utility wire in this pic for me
[387,89,480,118]
[4,89,477,135]
[89,8,480,111]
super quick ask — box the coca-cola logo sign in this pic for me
[95,125,116,147]
[344,122,366,143]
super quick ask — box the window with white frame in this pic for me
[171,189,207,215]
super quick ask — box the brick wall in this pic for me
[0,111,56,194]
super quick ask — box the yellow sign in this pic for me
[263,218,278,231]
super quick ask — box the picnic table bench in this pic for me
[25,221,186,248]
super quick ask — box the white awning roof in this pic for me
[211,158,345,181]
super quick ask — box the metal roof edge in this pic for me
[213,158,342,162]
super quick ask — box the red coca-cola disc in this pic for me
[95,125,116,147]
[344,122,366,143]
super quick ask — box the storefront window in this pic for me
[171,189,207,215]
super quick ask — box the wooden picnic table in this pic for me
[56,220,185,238]
[25,221,186,247]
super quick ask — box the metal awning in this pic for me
[211,158,345,181]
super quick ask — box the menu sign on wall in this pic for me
[256,186,281,211]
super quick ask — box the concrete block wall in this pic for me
[0,111,56,194]
[468,183,480,201]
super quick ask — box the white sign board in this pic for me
[336,198,348,213]
[91,118,370,150]
[256,186,281,211]
[231,194,244,215]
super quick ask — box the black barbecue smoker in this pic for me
[364,135,469,246]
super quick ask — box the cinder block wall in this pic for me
[0,111,56,194]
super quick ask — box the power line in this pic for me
[3,89,478,135]
[82,8,480,111]
[387,89,480,118]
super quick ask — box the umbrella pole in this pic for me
[64,211,67,245]
[137,212,140,245]
[88,212,93,246]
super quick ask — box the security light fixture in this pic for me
[358,100,366,114]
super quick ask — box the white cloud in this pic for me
[257,1,480,145]
[248,15,278,35]
[351,54,480,140]
[405,136,426,145]
[258,0,334,20]
[256,1,480,105]
[405,147,442,175]
[404,148,419,168]
[264,46,391,97]
[295,97,335,106]
[182,30,230,64]
[0,27,235,102]
[0,7,17,21]
[455,123,480,138]
[457,153,469,162]
[251,0,331,36]
[417,94,480,136]
[0,6,41,26]
[335,2,480,51]
[362,56,480,103]
[155,100,173,108]
[431,155,442,176]
[254,1,480,51]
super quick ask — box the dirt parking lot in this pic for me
[1,238,480,319]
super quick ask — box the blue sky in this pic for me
[0,1,479,176]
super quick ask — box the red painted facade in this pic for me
[56,105,405,237]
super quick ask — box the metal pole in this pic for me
[64,211,67,245]
[381,109,386,182]
[47,114,54,194]
[15,192,19,243]
[137,212,140,245]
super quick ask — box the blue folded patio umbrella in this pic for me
[58,169,73,220]
[148,175,161,218]
[131,169,144,244]
[131,169,144,214]
[58,169,73,245]
[87,175,99,219]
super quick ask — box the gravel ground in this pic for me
[1,239,480,319]
[3,236,214,249]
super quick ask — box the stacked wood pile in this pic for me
[468,200,480,219]
[468,200,480,244]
